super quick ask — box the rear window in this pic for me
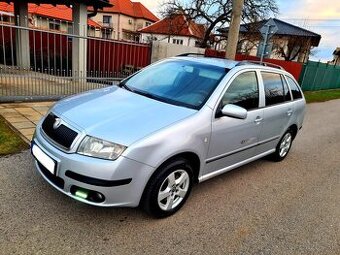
[286,76,303,100]
[262,72,285,106]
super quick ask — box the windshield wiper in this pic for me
[132,89,158,100]
[118,81,133,92]
[118,83,155,101]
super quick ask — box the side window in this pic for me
[286,76,303,100]
[222,71,259,110]
[281,75,292,101]
[262,72,284,106]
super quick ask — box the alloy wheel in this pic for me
[157,170,190,211]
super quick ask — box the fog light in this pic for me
[75,189,88,199]
[71,186,105,203]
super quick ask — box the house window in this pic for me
[103,15,112,25]
[172,39,183,45]
[102,29,112,39]
[145,21,152,27]
[49,20,61,31]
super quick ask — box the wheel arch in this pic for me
[155,152,201,183]
[288,124,298,139]
[139,151,201,208]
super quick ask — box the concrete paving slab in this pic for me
[3,116,30,123]
[32,106,50,115]
[12,121,36,129]
[0,102,55,144]
[15,108,39,114]
[20,128,35,136]
[0,102,50,143]
[0,111,22,117]
[0,108,17,113]
[26,115,44,122]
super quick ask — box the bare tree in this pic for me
[161,0,278,48]
[272,36,312,62]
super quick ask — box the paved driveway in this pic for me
[0,100,339,255]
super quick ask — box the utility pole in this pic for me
[225,0,244,60]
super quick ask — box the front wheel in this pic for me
[141,158,193,218]
[271,130,293,162]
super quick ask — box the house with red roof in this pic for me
[89,0,159,41]
[0,3,101,36]
[139,14,206,47]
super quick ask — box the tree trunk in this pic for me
[225,0,244,60]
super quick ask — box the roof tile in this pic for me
[0,3,100,27]
[94,0,159,22]
[139,14,205,39]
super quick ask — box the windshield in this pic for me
[122,59,226,110]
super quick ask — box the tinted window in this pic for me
[123,60,226,110]
[222,71,259,110]
[286,76,303,99]
[262,72,284,106]
[282,75,292,101]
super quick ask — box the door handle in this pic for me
[287,109,293,116]
[254,116,263,124]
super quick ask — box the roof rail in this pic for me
[237,60,284,70]
[176,53,206,57]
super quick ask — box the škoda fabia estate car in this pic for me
[31,55,306,217]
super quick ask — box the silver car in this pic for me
[31,56,306,217]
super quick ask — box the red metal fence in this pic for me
[0,26,151,77]
[235,54,303,81]
[205,49,304,81]
[87,39,150,77]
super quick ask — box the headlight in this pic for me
[77,136,127,160]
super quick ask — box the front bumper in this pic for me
[32,126,155,207]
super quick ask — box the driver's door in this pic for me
[204,71,264,176]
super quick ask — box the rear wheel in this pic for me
[271,130,293,162]
[142,158,193,218]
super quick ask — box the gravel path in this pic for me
[1,100,339,255]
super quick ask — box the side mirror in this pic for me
[220,104,247,119]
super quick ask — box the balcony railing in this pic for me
[98,21,114,28]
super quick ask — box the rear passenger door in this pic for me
[257,71,294,154]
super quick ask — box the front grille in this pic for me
[37,162,65,189]
[42,113,78,149]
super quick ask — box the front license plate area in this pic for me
[32,144,56,175]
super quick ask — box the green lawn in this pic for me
[304,89,340,103]
[0,116,29,156]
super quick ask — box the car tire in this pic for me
[141,158,193,218]
[270,129,294,162]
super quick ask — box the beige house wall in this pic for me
[140,33,199,47]
[91,12,156,40]
[150,41,205,63]
[29,14,96,36]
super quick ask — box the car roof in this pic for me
[174,56,239,69]
[173,56,286,73]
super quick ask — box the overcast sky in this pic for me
[136,0,340,62]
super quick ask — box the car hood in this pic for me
[52,86,196,146]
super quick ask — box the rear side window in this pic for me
[282,75,292,101]
[222,71,259,110]
[262,72,284,106]
[286,76,303,100]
